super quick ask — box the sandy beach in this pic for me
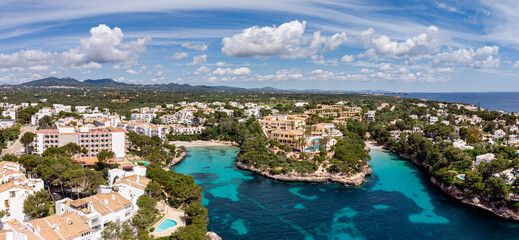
[169,140,236,148]
[365,141,383,151]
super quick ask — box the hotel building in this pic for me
[259,115,306,132]
[34,126,128,162]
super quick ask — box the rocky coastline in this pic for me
[169,140,239,148]
[383,144,519,221]
[235,160,372,186]
[163,151,187,170]
[206,231,223,240]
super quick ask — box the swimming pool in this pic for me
[155,219,178,232]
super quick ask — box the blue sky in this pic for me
[0,0,518,92]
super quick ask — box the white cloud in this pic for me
[61,24,150,68]
[340,55,354,63]
[309,69,335,80]
[172,52,188,60]
[357,28,374,43]
[126,69,138,75]
[79,62,102,69]
[254,68,303,81]
[312,55,338,65]
[434,1,464,14]
[28,65,50,71]
[222,20,348,59]
[181,42,208,51]
[370,67,417,82]
[0,49,54,69]
[212,67,251,76]
[11,67,25,72]
[186,54,207,66]
[379,63,394,71]
[215,61,226,67]
[154,64,163,68]
[366,26,441,59]
[360,68,374,73]
[195,66,211,74]
[431,46,500,68]
[0,24,150,71]
[323,33,348,52]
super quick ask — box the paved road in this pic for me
[4,125,37,155]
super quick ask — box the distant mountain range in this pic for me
[10,76,405,94]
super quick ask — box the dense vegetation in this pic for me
[0,86,396,118]
[146,164,208,239]
[0,126,21,150]
[233,118,370,176]
[23,190,52,219]
[127,131,179,165]
[369,99,519,209]
[5,147,105,202]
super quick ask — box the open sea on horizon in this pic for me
[399,92,519,113]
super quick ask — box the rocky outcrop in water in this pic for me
[206,231,222,240]
[163,151,187,170]
[236,161,372,186]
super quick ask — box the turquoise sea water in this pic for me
[173,147,519,239]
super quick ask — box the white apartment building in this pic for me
[475,153,496,166]
[31,108,54,126]
[75,106,90,113]
[377,103,389,110]
[2,212,98,240]
[452,139,474,150]
[0,162,44,222]
[245,102,258,108]
[131,113,156,122]
[174,110,193,121]
[1,110,16,120]
[494,129,506,139]
[53,104,72,113]
[0,162,27,184]
[55,192,133,237]
[0,119,15,129]
[160,114,177,124]
[111,175,150,212]
[0,180,44,223]
[119,122,168,138]
[93,119,110,127]
[107,163,146,187]
[364,111,376,122]
[92,116,120,128]
[428,116,438,124]
[34,127,128,162]
[244,108,260,118]
[216,108,234,117]
[170,126,206,135]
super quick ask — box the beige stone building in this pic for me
[259,115,306,131]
